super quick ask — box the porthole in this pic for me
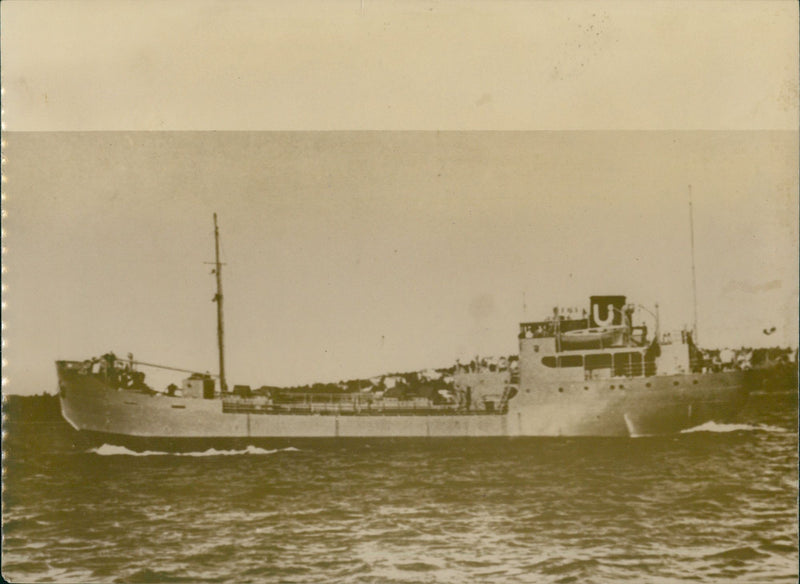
[619,384,624,389]
[673,381,679,386]
[558,387,564,393]
[610,385,615,390]
[584,386,589,390]
[692,379,698,385]
[526,389,531,394]
[646,382,651,388]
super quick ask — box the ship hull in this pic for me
[509,372,746,437]
[58,365,747,443]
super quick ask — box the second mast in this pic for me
[212,213,228,392]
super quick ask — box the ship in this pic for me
[57,215,748,447]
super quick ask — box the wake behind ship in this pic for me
[57,217,748,446]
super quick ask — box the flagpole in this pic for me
[688,186,698,343]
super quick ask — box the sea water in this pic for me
[3,392,797,583]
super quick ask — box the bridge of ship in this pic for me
[518,318,700,379]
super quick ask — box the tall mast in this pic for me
[213,213,228,392]
[688,185,698,343]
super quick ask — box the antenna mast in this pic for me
[688,186,698,343]
[213,213,228,392]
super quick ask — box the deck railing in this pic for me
[221,396,506,416]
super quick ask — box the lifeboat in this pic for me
[560,325,627,350]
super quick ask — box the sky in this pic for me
[2,0,797,131]
[1,1,798,394]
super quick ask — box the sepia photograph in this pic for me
[2,1,798,583]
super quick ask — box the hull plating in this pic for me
[58,368,746,439]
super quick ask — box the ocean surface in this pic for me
[3,391,798,584]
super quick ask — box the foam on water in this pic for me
[681,421,789,434]
[87,444,300,456]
